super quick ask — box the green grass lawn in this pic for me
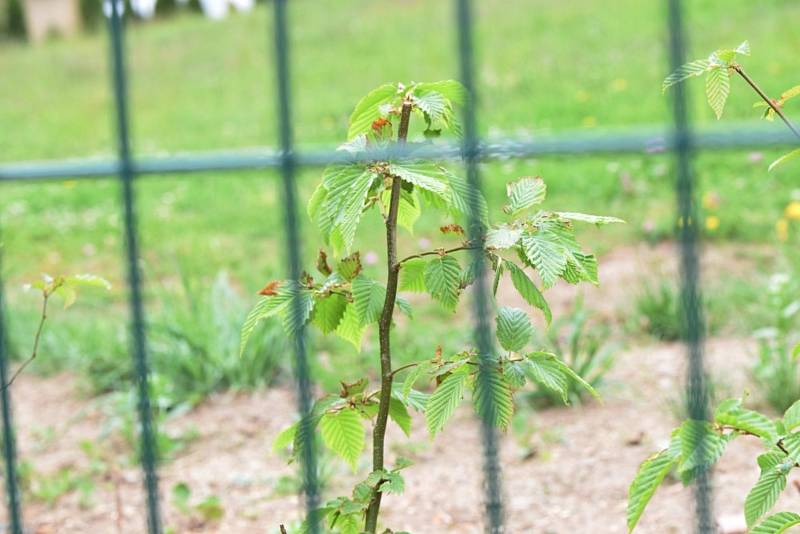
[1,0,799,397]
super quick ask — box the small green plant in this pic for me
[752,273,800,413]
[8,274,111,388]
[633,281,682,341]
[663,40,800,171]
[526,298,615,406]
[241,80,622,533]
[628,397,800,533]
[171,482,225,524]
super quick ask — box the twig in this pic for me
[732,64,800,140]
[4,293,50,389]
[389,362,421,378]
[396,244,480,268]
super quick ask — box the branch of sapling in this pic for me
[731,64,800,140]
[4,292,50,389]
[364,98,414,533]
[396,244,480,267]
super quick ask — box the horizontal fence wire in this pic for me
[666,0,715,531]
[107,2,163,533]
[0,125,797,183]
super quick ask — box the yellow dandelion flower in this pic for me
[705,215,720,232]
[784,201,800,220]
[777,218,789,242]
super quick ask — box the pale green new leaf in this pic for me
[750,512,800,534]
[424,255,462,311]
[504,261,551,324]
[335,302,368,351]
[495,307,533,352]
[473,365,514,430]
[736,40,751,56]
[556,212,625,225]
[706,66,731,120]
[347,83,398,139]
[485,224,522,250]
[504,177,546,217]
[389,163,449,196]
[783,400,800,432]
[425,370,468,436]
[663,59,711,92]
[413,80,467,106]
[389,398,412,437]
[444,168,489,224]
[627,448,680,532]
[240,291,290,356]
[769,149,800,172]
[272,422,297,453]
[64,274,112,290]
[745,467,788,527]
[311,294,348,334]
[320,408,365,470]
[399,258,427,293]
[280,289,315,339]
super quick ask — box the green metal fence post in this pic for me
[107,2,163,532]
[665,1,715,532]
[0,228,23,534]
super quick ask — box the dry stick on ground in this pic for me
[4,293,50,389]
[363,99,413,533]
[732,64,800,141]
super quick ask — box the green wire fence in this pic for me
[0,0,792,531]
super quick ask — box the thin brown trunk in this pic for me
[364,100,413,533]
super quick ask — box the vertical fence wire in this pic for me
[0,229,23,534]
[107,3,163,533]
[271,1,321,532]
[665,1,715,532]
[454,0,505,532]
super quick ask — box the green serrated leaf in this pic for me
[677,419,729,481]
[504,261,552,324]
[750,512,800,534]
[473,365,514,430]
[320,408,365,471]
[714,399,778,443]
[523,351,570,403]
[495,307,533,352]
[745,467,788,527]
[424,255,461,311]
[556,212,625,225]
[336,252,362,281]
[663,59,711,92]
[352,275,386,326]
[627,448,680,532]
[505,177,546,216]
[782,433,800,464]
[389,163,449,197]
[706,66,731,120]
[425,370,468,436]
[520,230,568,289]
[240,289,291,356]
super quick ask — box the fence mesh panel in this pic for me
[1,0,780,531]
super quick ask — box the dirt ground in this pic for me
[4,243,799,533]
